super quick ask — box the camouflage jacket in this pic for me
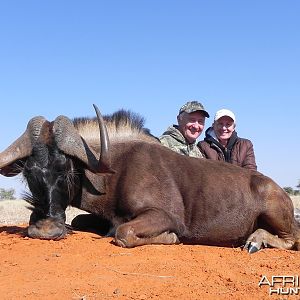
[159,125,205,158]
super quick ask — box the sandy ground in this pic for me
[0,197,300,299]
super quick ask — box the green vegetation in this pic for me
[0,188,16,200]
[283,179,300,196]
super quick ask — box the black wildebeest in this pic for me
[0,105,299,253]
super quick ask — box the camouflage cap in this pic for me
[179,101,210,118]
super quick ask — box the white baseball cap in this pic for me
[214,109,236,123]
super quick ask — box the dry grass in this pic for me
[291,195,300,209]
[0,196,299,226]
[0,199,87,225]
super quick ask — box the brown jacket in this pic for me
[198,128,257,170]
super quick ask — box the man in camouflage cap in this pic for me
[159,101,209,157]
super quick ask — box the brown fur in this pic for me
[1,107,299,252]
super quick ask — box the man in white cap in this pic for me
[198,108,257,170]
[159,101,210,157]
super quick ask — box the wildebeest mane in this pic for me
[73,109,158,144]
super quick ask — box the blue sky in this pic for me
[0,0,299,197]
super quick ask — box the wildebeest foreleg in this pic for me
[115,208,181,248]
[244,229,295,253]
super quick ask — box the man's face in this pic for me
[178,111,206,143]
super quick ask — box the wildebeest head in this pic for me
[0,105,114,239]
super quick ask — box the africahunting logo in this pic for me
[259,275,300,295]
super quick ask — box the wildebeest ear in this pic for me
[83,169,107,195]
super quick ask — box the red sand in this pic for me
[0,225,299,299]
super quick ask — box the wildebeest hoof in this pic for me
[167,232,180,244]
[247,244,259,254]
[114,238,127,248]
[243,241,262,254]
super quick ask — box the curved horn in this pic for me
[0,116,47,169]
[93,104,113,173]
[53,115,94,166]
[53,106,114,174]
[31,120,52,168]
